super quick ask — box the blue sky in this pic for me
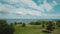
[0,0,60,19]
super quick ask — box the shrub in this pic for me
[56,20,60,28]
[29,21,41,25]
[46,21,54,31]
[14,22,17,25]
[18,22,22,24]
[42,23,45,28]
[0,20,15,34]
[22,23,26,27]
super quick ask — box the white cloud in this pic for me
[41,0,58,12]
[43,3,52,11]
[13,8,42,16]
[0,0,58,12]
[0,0,59,19]
[0,3,16,12]
[50,1,58,7]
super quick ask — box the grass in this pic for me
[52,29,60,34]
[14,24,60,34]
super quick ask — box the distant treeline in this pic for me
[30,20,60,28]
[13,20,60,28]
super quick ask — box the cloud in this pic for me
[0,3,16,12]
[42,0,57,11]
[14,8,42,16]
[0,0,58,11]
[0,0,59,19]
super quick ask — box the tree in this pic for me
[0,20,15,34]
[46,21,54,31]
[14,22,17,25]
[29,21,41,25]
[22,23,26,27]
[41,20,48,28]
[18,22,22,24]
[56,20,60,28]
[29,22,35,25]
[41,21,45,28]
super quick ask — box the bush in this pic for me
[42,22,45,28]
[42,21,45,28]
[46,21,54,31]
[22,23,26,27]
[0,20,15,34]
[14,22,17,25]
[29,21,41,25]
[18,22,22,24]
[56,20,60,28]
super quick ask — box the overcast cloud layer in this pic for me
[0,0,60,19]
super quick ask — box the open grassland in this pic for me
[14,24,60,34]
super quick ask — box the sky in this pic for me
[0,0,60,19]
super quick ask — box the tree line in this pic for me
[0,20,60,34]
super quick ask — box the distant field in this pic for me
[14,24,60,34]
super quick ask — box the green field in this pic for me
[14,24,60,34]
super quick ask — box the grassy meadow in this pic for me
[14,24,60,34]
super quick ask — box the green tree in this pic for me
[0,20,15,34]
[14,22,17,25]
[46,21,54,31]
[56,20,60,28]
[41,21,46,28]
[22,23,26,27]
[29,21,41,25]
[18,22,22,24]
